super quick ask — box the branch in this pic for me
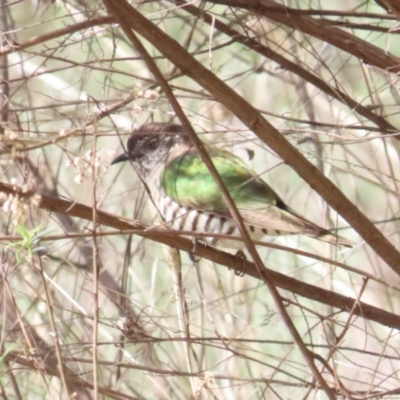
[176,0,396,133]
[2,181,400,331]
[103,3,335,395]
[203,0,400,73]
[95,2,400,280]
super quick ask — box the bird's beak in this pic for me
[110,152,130,165]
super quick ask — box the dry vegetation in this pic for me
[1,0,400,399]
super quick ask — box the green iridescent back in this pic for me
[161,146,281,211]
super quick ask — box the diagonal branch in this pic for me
[175,0,396,133]
[203,0,400,73]
[2,181,400,330]
[103,2,336,396]
[96,2,400,278]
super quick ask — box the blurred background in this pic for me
[1,0,400,398]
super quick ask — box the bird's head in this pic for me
[111,123,188,177]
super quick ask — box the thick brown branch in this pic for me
[2,181,400,331]
[96,3,400,277]
[379,0,400,20]
[104,5,333,393]
[175,0,396,133]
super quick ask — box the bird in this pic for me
[111,123,354,249]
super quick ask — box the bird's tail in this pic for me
[311,231,355,248]
[281,205,355,248]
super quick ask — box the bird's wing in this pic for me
[238,207,354,246]
[162,145,314,232]
[236,205,320,235]
[161,146,281,211]
[161,146,354,246]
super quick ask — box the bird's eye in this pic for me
[146,139,158,150]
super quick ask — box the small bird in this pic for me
[111,123,353,248]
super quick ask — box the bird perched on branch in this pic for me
[111,123,353,249]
